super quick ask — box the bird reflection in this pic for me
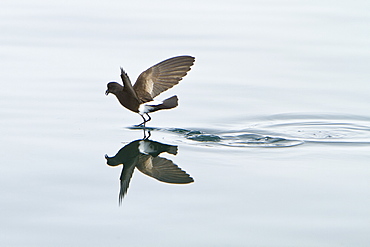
[105,134,194,204]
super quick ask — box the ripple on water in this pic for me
[247,114,370,144]
[127,114,370,148]
[160,128,304,148]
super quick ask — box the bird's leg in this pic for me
[136,114,148,127]
[146,113,152,123]
[136,114,151,127]
[143,129,151,140]
[136,115,146,127]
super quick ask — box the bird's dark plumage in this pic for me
[105,55,195,126]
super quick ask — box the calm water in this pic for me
[1,0,370,246]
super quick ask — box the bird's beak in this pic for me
[105,90,109,96]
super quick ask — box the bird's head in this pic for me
[105,82,123,95]
[105,154,123,167]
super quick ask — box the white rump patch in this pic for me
[138,100,163,115]
[139,140,155,155]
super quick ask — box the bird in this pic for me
[105,55,195,127]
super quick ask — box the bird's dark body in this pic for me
[117,88,140,113]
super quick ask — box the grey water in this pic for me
[1,0,370,246]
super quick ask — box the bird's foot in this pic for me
[134,122,145,128]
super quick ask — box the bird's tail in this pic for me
[160,95,178,109]
[166,145,178,155]
[150,95,178,112]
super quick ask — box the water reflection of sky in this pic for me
[1,0,370,246]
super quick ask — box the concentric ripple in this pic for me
[128,114,370,148]
[246,114,370,144]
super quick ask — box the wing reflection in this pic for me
[105,136,194,204]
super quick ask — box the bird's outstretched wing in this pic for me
[136,154,194,184]
[133,56,195,102]
[118,158,137,205]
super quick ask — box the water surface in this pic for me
[1,0,370,246]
